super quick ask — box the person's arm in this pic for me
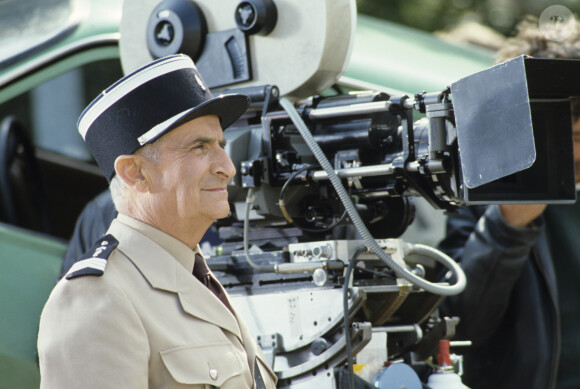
[61,191,118,278]
[498,204,547,228]
[437,204,543,345]
[38,279,149,388]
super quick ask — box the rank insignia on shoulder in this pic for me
[66,234,119,280]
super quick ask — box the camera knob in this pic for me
[147,0,207,61]
[234,0,278,36]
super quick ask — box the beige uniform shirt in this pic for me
[38,214,277,388]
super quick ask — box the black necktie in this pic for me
[193,254,234,313]
[194,254,267,387]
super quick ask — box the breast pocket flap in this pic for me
[161,342,245,386]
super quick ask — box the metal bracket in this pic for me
[256,332,282,369]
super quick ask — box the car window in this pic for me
[0,0,76,66]
[0,58,123,161]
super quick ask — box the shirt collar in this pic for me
[116,213,200,273]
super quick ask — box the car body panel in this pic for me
[344,14,494,94]
[0,224,65,388]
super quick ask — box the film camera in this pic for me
[121,0,579,387]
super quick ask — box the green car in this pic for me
[0,0,493,387]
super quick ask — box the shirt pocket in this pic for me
[160,342,245,387]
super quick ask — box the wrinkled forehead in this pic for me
[158,115,224,146]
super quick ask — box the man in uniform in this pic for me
[38,54,277,388]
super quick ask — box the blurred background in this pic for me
[357,0,580,50]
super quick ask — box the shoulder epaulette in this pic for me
[66,234,119,280]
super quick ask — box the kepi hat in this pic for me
[77,54,250,182]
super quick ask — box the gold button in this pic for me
[209,369,218,380]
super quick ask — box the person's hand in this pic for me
[499,204,547,228]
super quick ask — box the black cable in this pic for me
[279,165,314,214]
[343,246,367,389]
[278,164,348,233]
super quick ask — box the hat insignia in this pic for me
[195,73,206,91]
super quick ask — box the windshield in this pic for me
[0,0,77,65]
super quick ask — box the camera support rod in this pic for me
[307,101,392,119]
[310,160,446,182]
[311,164,396,181]
[306,99,415,120]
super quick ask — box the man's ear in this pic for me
[114,155,149,192]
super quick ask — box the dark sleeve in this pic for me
[437,204,542,345]
[60,190,118,278]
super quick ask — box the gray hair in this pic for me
[109,141,161,212]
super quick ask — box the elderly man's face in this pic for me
[147,115,236,226]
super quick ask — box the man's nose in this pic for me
[213,147,236,179]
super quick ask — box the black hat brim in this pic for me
[142,93,250,145]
